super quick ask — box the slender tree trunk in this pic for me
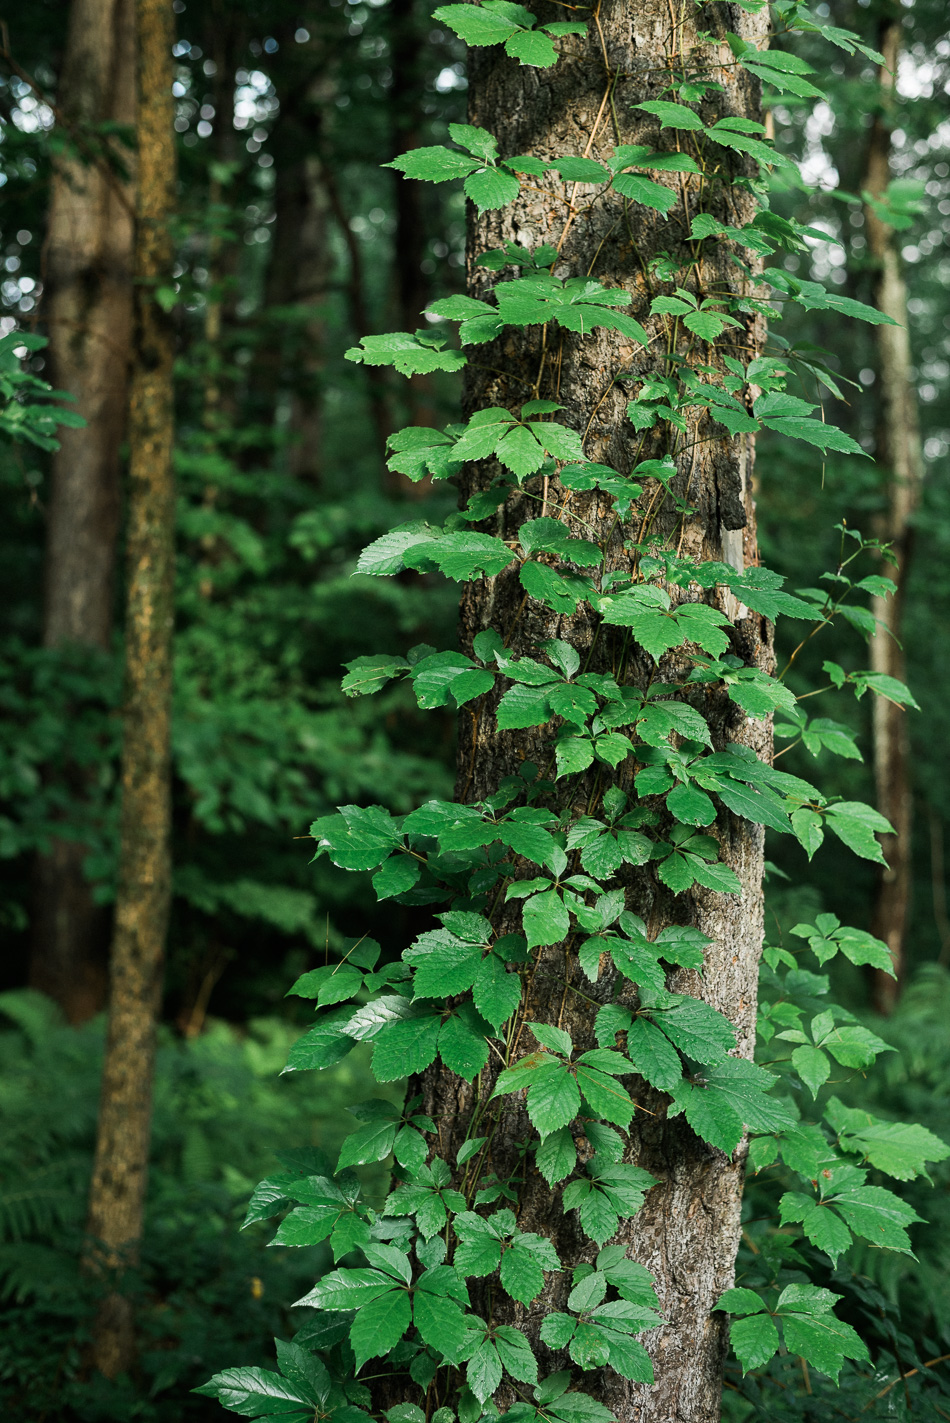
[863,15,922,1013]
[30,0,135,1023]
[264,53,334,485]
[388,0,439,488]
[84,0,176,1379]
[389,5,773,1419]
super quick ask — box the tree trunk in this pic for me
[863,17,922,1014]
[263,46,334,486]
[388,0,439,486]
[29,0,135,1023]
[84,0,176,1379]
[396,5,773,1420]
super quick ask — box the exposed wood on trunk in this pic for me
[29,0,135,1023]
[379,5,773,1419]
[863,17,922,1014]
[84,0,176,1379]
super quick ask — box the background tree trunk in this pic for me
[29,0,135,1024]
[263,37,334,486]
[388,0,439,485]
[388,4,773,1420]
[864,15,922,1014]
[84,0,176,1379]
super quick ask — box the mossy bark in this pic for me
[84,0,176,1380]
[30,0,135,1023]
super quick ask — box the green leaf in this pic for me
[575,1064,636,1130]
[312,804,403,871]
[410,652,494,710]
[496,683,554,730]
[274,1339,331,1406]
[449,123,500,161]
[730,1313,780,1373]
[612,172,677,213]
[522,889,570,948]
[779,1192,852,1263]
[549,157,611,183]
[342,654,410,697]
[494,1326,539,1383]
[715,1287,767,1316]
[830,1183,921,1254]
[527,1063,582,1136]
[634,100,705,130]
[413,1284,469,1362]
[465,167,522,212]
[555,735,594,778]
[466,1339,503,1402]
[705,121,797,170]
[474,954,523,1031]
[505,29,557,66]
[684,310,735,341]
[373,857,422,901]
[454,1215,504,1277]
[439,1005,491,1081]
[372,1013,441,1082]
[599,1331,654,1383]
[648,994,736,1061]
[825,801,892,864]
[405,928,483,998]
[345,332,466,378]
[405,531,515,581]
[779,1308,869,1382]
[791,1044,831,1099]
[338,1119,399,1170]
[520,562,587,615]
[536,1127,578,1185]
[194,1364,316,1417]
[283,1008,356,1074]
[432,4,523,47]
[666,782,716,827]
[824,1099,950,1181]
[387,146,480,183]
[626,1017,683,1092]
[500,1241,548,1304]
[350,1288,412,1371]
[356,522,435,577]
[298,1266,398,1311]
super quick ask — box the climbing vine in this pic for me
[199,4,948,1421]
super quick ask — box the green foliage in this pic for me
[194,3,950,1414]
[0,991,388,1421]
[4,0,942,1417]
[0,333,85,450]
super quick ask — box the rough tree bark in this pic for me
[30,0,135,1023]
[391,4,773,1420]
[863,14,922,1014]
[84,0,176,1379]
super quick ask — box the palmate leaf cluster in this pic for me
[201,5,949,1423]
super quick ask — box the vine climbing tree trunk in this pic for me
[84,0,176,1380]
[30,0,135,1024]
[410,5,772,1419]
[863,15,922,1014]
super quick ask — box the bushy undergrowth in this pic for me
[0,990,390,1421]
[723,962,950,1422]
[3,958,948,1423]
